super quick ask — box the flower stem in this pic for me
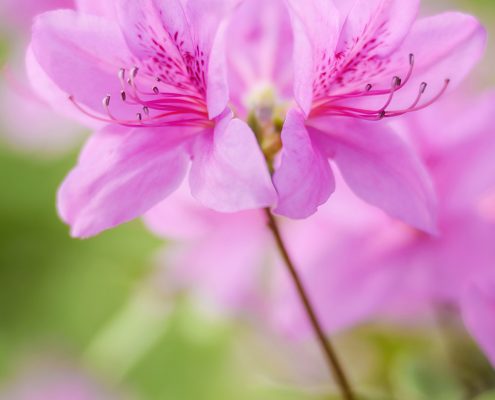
[264,208,356,400]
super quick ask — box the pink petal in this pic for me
[285,0,340,115]
[30,10,133,120]
[179,0,240,118]
[338,0,419,57]
[58,125,191,238]
[189,112,276,211]
[0,0,73,29]
[273,108,335,219]
[226,0,293,114]
[115,0,235,119]
[156,209,268,309]
[25,46,101,129]
[272,220,410,337]
[461,279,495,367]
[384,12,487,110]
[75,0,115,17]
[144,182,224,240]
[0,70,82,155]
[309,117,437,233]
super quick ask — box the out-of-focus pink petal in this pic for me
[0,73,83,155]
[30,10,133,120]
[156,209,269,309]
[462,279,495,367]
[58,125,191,238]
[189,113,276,211]
[0,359,121,400]
[273,108,335,219]
[434,128,495,216]
[75,0,115,17]
[271,220,412,337]
[226,0,293,114]
[285,0,339,115]
[0,0,73,29]
[143,182,223,240]
[310,117,437,233]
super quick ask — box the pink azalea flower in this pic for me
[0,0,83,156]
[274,0,486,233]
[274,90,495,360]
[28,0,276,238]
[143,0,490,339]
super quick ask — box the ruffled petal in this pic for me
[309,117,437,233]
[58,125,191,238]
[273,108,335,219]
[189,112,276,212]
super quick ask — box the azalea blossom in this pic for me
[273,90,495,362]
[143,0,490,333]
[274,0,486,233]
[0,0,82,156]
[28,0,276,238]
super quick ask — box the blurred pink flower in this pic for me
[28,0,276,238]
[0,359,122,400]
[273,0,486,233]
[275,90,495,359]
[0,0,73,30]
[0,0,82,156]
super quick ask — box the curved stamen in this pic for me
[311,54,450,121]
[311,79,450,121]
[69,64,211,129]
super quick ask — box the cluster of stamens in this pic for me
[311,54,450,121]
[69,66,211,129]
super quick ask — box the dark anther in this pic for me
[103,95,111,107]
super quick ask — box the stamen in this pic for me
[310,53,450,121]
[70,62,213,130]
[103,95,111,108]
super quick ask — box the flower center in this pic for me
[310,54,450,121]
[245,84,287,170]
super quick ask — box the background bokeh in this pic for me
[0,1,494,399]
